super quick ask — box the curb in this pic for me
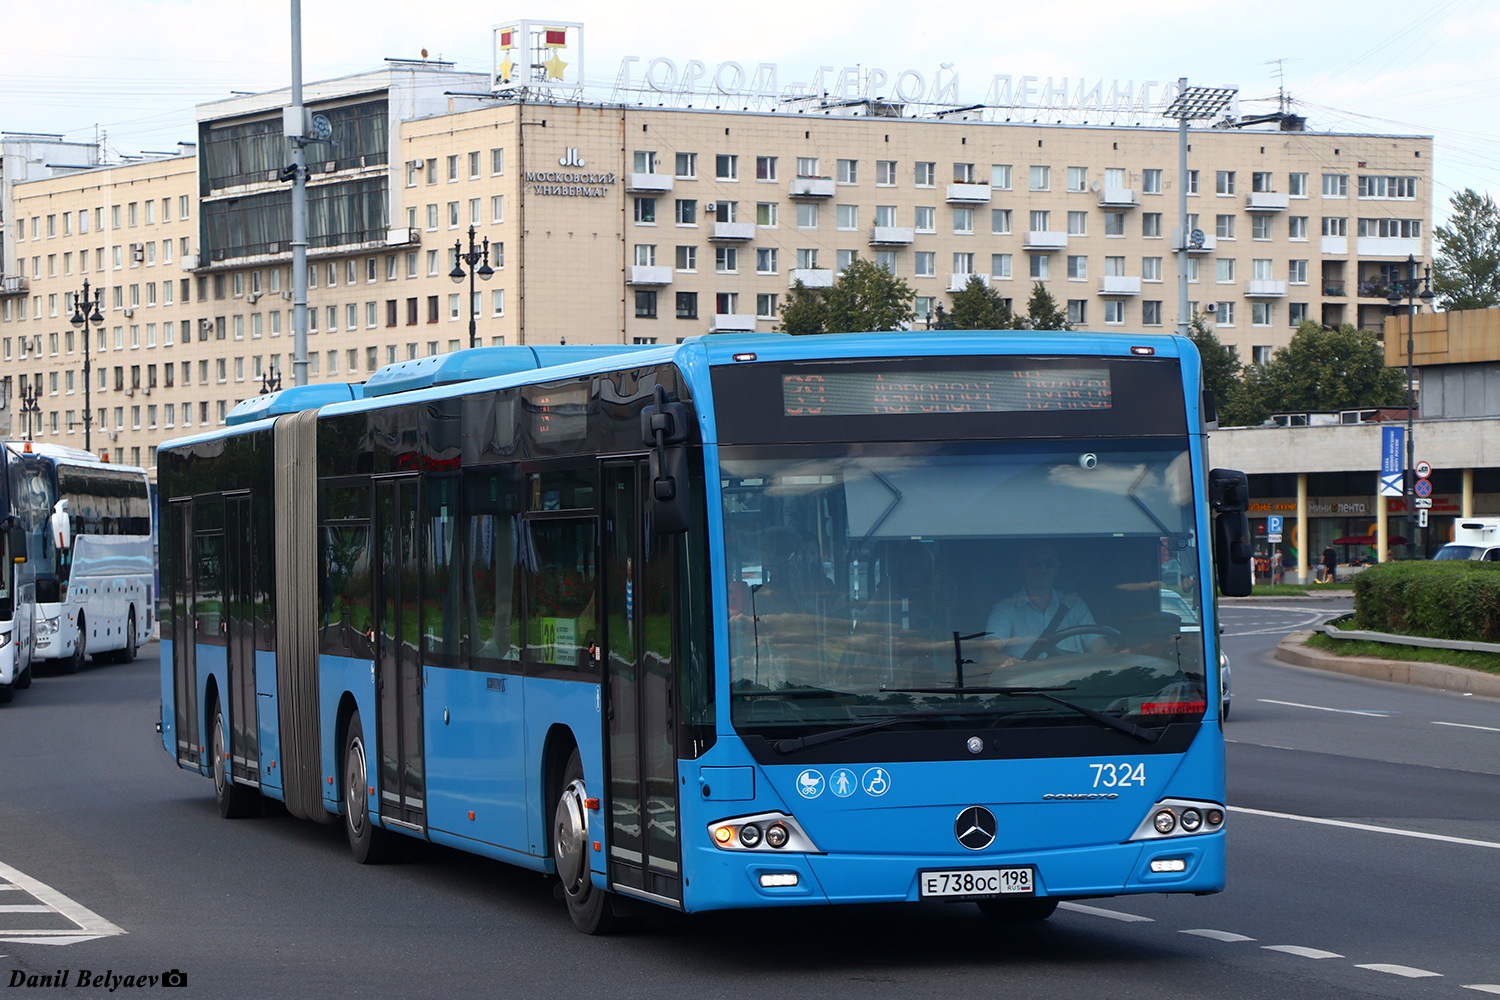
[1224,593,1353,604]
[1275,630,1500,699]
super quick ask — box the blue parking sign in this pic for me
[1267,515,1283,534]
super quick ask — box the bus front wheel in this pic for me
[344,713,395,864]
[976,897,1059,922]
[63,616,85,674]
[212,704,262,818]
[554,749,618,935]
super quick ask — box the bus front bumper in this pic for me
[680,832,1224,911]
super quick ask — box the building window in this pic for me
[1289,172,1308,197]
[837,205,859,230]
[634,198,657,224]
[914,206,936,233]
[675,245,697,272]
[635,244,657,267]
[1186,170,1199,195]
[1216,171,1236,195]
[1216,259,1236,283]
[1104,213,1125,236]
[876,160,897,186]
[1289,260,1308,284]
[1251,171,1274,193]
[837,159,858,184]
[1142,301,1162,326]
[1358,175,1417,199]
[796,157,819,178]
[1029,165,1050,191]
[756,247,778,274]
[796,248,819,270]
[676,292,697,319]
[756,293,779,319]
[1142,213,1162,238]
[1104,300,1124,324]
[1032,210,1052,233]
[1216,214,1236,239]
[675,199,697,225]
[1252,216,1272,240]
[1357,218,1422,238]
[1067,300,1087,325]
[991,208,1012,235]
[633,150,658,174]
[1252,302,1272,326]
[1289,302,1308,326]
[797,203,819,229]
[491,148,505,175]
[991,253,1012,279]
[1215,301,1235,325]
[1029,254,1050,280]
[1289,216,1309,240]
[716,292,739,315]
[1142,169,1162,194]
[875,250,897,273]
[676,152,697,178]
[715,247,738,273]
[1067,256,1087,280]
[1142,257,1162,282]
[1322,173,1348,197]
[635,290,657,318]
[914,252,935,277]
[837,250,859,273]
[1067,166,1088,192]
[492,289,505,316]
[914,161,936,187]
[991,164,1012,190]
[1322,216,1348,237]
[716,154,738,181]
[953,207,973,234]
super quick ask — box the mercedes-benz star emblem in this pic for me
[955,806,998,851]
[966,736,984,755]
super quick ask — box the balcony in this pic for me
[1023,231,1069,251]
[788,177,835,198]
[626,173,673,194]
[1321,236,1348,256]
[1323,281,1347,297]
[1245,192,1290,212]
[627,266,673,286]
[1170,226,1216,254]
[1098,275,1141,296]
[1357,236,1423,258]
[0,275,27,296]
[1245,279,1288,297]
[710,222,756,241]
[789,268,835,289]
[1098,187,1139,207]
[385,227,421,247]
[947,273,989,292]
[869,226,915,245]
[710,313,757,333]
[946,183,992,204]
[1357,281,1396,299]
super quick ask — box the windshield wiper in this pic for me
[771,695,1076,754]
[771,716,908,755]
[884,685,1162,745]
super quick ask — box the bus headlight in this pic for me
[36,616,60,637]
[0,631,10,649]
[1131,798,1226,841]
[708,812,821,854]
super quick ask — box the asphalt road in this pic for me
[2,605,1498,1000]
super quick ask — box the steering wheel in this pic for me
[1022,624,1122,661]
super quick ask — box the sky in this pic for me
[4,0,1498,225]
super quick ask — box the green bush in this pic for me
[1352,561,1500,641]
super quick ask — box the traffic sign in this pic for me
[1267,515,1283,535]
[1414,479,1433,498]
[1268,533,1283,543]
[1419,509,1429,528]
[1416,460,1432,479]
[1415,497,1433,509]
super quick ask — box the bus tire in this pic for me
[212,703,262,819]
[15,663,31,690]
[976,897,1059,922]
[121,610,137,663]
[0,682,12,704]
[63,616,86,673]
[344,713,395,864]
[554,748,619,935]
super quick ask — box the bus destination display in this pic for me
[782,368,1112,416]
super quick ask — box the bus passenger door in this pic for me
[170,500,199,769]
[224,493,259,787]
[375,476,426,831]
[602,461,683,905]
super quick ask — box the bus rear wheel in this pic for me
[976,897,1059,922]
[212,703,262,818]
[63,616,86,674]
[121,610,137,663]
[554,749,618,935]
[344,713,395,864]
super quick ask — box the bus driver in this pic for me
[984,540,1111,671]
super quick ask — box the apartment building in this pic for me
[0,60,1434,473]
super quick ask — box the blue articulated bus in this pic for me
[157,334,1253,932]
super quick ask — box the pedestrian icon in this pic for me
[796,769,825,799]
[861,767,891,797]
[829,768,857,797]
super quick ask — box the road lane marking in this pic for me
[1434,721,1500,733]
[1231,806,1500,850]
[1357,964,1442,978]
[1462,986,1500,994]
[1263,945,1344,959]
[1057,902,1153,922]
[1182,929,1256,942]
[0,862,125,946]
[1257,699,1393,716]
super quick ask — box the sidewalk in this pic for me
[1275,629,1500,699]
[1222,590,1354,604]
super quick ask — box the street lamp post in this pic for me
[450,225,494,349]
[68,278,103,454]
[1163,80,1238,338]
[1385,253,1434,559]
[259,369,283,395]
[18,382,41,442]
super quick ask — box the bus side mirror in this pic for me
[1209,468,1252,597]
[641,386,691,535]
[8,524,25,565]
[51,500,72,552]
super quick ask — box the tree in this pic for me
[1188,312,1242,413]
[823,258,916,333]
[1432,188,1500,311]
[1262,322,1405,412]
[777,279,829,335]
[1025,283,1070,330]
[949,275,1017,330]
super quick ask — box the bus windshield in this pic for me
[721,440,1206,741]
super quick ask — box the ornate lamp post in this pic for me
[68,278,104,453]
[1385,253,1434,559]
[259,369,283,395]
[449,225,494,349]
[18,382,41,442]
